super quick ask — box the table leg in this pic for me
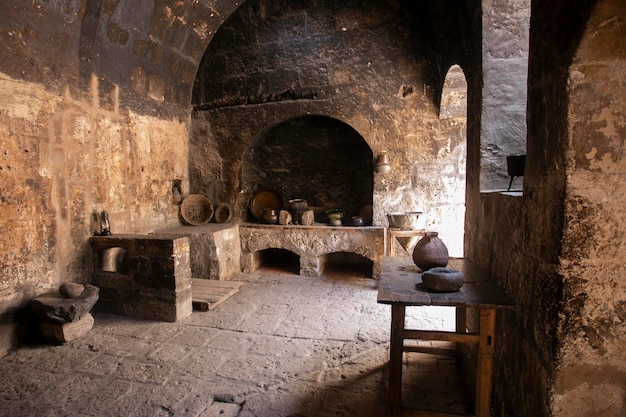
[389,304,405,417]
[455,306,467,333]
[475,309,496,417]
[385,228,392,256]
[455,307,467,363]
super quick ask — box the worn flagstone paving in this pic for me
[0,266,467,417]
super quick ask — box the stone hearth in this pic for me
[239,224,385,278]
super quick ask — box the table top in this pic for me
[377,256,516,310]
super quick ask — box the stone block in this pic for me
[40,313,94,343]
[279,210,292,225]
[301,210,315,226]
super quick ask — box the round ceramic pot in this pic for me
[412,231,449,271]
[351,216,364,226]
[261,208,278,224]
[288,199,308,224]
[326,209,345,220]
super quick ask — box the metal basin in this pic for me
[387,211,422,230]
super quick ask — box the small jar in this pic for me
[375,152,391,174]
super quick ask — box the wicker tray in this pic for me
[181,194,213,225]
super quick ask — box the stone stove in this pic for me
[234,116,380,276]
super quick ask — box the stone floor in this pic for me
[0,264,471,417]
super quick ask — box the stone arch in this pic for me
[252,248,301,275]
[77,0,250,113]
[187,0,471,234]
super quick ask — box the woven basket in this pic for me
[180,194,213,225]
[214,203,233,223]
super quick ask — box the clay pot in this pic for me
[412,232,449,271]
[374,152,391,174]
[351,216,364,226]
[214,203,233,223]
[261,208,278,224]
[326,209,344,220]
[387,211,422,230]
[288,199,308,224]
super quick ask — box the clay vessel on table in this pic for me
[412,231,449,271]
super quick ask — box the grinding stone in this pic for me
[421,267,464,292]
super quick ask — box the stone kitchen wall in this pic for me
[466,1,626,417]
[0,0,230,354]
[0,72,189,352]
[555,1,626,416]
[480,0,530,191]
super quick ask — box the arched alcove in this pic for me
[243,115,373,222]
[440,64,467,120]
[434,63,468,255]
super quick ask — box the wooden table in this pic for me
[377,257,516,417]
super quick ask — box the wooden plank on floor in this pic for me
[401,409,476,417]
[191,278,243,311]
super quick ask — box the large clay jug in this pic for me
[412,232,449,271]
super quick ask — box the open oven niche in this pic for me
[322,252,373,279]
[243,115,373,223]
[255,248,300,275]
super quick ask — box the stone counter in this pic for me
[155,223,240,280]
[90,235,192,322]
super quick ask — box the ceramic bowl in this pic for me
[326,209,345,220]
